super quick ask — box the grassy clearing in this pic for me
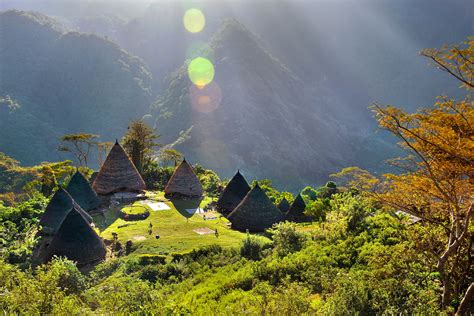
[93,192,269,256]
[120,205,149,216]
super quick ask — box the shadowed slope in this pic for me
[92,141,146,195]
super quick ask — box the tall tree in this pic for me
[159,148,183,166]
[97,141,114,167]
[373,38,473,313]
[122,120,160,174]
[58,133,99,167]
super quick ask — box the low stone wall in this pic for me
[119,206,150,221]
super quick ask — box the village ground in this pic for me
[92,192,272,257]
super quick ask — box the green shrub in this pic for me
[138,254,167,265]
[270,222,306,257]
[240,235,265,260]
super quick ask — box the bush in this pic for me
[270,222,306,257]
[240,235,265,260]
[139,265,161,283]
[138,254,167,265]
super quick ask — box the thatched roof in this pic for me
[66,170,101,212]
[43,205,106,266]
[286,193,306,219]
[228,183,284,232]
[277,197,291,213]
[39,188,92,235]
[216,170,250,215]
[164,159,203,198]
[90,171,99,184]
[92,141,146,195]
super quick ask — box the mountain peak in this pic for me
[1,10,68,34]
[208,18,299,82]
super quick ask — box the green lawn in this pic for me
[93,192,269,256]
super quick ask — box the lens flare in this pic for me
[188,57,215,87]
[183,8,205,33]
[189,81,222,113]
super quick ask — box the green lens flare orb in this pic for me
[183,8,205,33]
[188,57,215,87]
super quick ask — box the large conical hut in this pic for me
[35,188,105,266]
[286,193,307,221]
[39,188,92,235]
[216,170,250,215]
[228,183,284,232]
[164,158,203,199]
[92,141,146,195]
[277,197,291,213]
[43,206,106,266]
[66,170,101,212]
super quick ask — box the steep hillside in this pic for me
[0,10,152,165]
[152,20,391,189]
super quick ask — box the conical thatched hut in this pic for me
[216,170,250,215]
[66,170,101,212]
[286,193,307,221]
[277,197,291,213]
[39,188,92,235]
[92,141,146,195]
[43,206,106,266]
[164,158,203,199]
[36,188,105,266]
[228,183,284,232]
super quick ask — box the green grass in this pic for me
[120,205,149,216]
[93,192,269,256]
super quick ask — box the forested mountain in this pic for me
[152,20,389,189]
[0,1,471,188]
[0,10,152,165]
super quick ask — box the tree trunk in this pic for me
[440,270,452,309]
[456,282,473,315]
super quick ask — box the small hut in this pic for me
[39,188,92,236]
[286,193,307,221]
[43,206,106,266]
[66,170,101,212]
[216,170,250,215]
[228,183,284,232]
[164,158,203,199]
[92,141,146,195]
[277,197,291,213]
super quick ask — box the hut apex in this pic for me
[66,170,101,212]
[164,159,203,199]
[228,184,284,232]
[277,197,291,213]
[92,141,146,195]
[216,170,251,215]
[39,188,92,235]
[286,193,307,221]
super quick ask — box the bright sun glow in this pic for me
[189,81,222,113]
[187,57,215,87]
[183,8,205,33]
